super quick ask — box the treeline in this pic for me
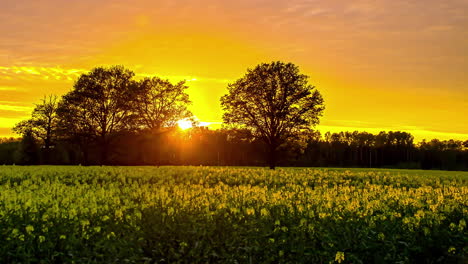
[1,129,467,170]
[2,63,467,170]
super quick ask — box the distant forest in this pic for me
[1,63,467,170]
[1,129,467,170]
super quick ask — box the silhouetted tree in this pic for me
[135,77,192,130]
[0,138,20,164]
[13,95,59,163]
[134,77,193,164]
[15,130,39,165]
[57,66,137,164]
[221,61,325,169]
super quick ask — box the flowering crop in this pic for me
[0,166,466,263]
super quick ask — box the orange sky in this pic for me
[1,0,467,141]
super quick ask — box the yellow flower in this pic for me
[42,214,49,221]
[459,219,466,231]
[25,225,34,234]
[448,247,456,254]
[80,220,90,227]
[11,228,19,237]
[449,223,457,231]
[107,232,116,239]
[300,218,307,227]
[246,208,255,215]
[335,251,345,263]
[378,233,385,241]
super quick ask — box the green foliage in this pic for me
[0,166,466,263]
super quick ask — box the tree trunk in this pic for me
[81,143,89,165]
[44,121,52,164]
[101,137,108,165]
[268,144,277,170]
[44,138,51,164]
[152,133,160,166]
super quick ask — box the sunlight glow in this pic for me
[177,120,193,130]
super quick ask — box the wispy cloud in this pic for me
[0,86,21,91]
[0,66,86,82]
[134,72,232,84]
[0,104,31,112]
[0,65,233,84]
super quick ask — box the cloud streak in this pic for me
[0,66,86,82]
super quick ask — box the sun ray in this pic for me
[177,120,192,130]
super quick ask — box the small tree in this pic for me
[221,61,325,169]
[13,95,59,163]
[15,129,39,165]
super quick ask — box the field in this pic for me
[0,166,466,263]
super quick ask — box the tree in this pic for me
[135,77,192,130]
[13,95,59,163]
[220,61,325,169]
[15,129,39,165]
[133,77,193,164]
[0,138,21,164]
[57,66,137,164]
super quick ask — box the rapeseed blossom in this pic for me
[0,166,466,263]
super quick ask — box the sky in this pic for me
[1,0,467,141]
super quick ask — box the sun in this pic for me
[177,120,193,130]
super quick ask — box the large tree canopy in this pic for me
[57,65,137,164]
[133,77,193,165]
[221,61,325,169]
[135,77,192,131]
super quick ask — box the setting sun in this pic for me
[177,120,192,130]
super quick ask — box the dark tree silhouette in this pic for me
[57,66,137,164]
[13,95,59,163]
[221,61,325,169]
[135,77,192,130]
[133,77,193,164]
[15,129,39,165]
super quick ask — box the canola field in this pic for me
[0,166,466,263]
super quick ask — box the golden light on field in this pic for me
[0,0,467,141]
[177,120,193,130]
